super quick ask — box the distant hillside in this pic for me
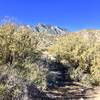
[75,29,100,42]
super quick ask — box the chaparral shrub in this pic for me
[48,32,100,85]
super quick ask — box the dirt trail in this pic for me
[89,87,100,100]
[45,83,100,100]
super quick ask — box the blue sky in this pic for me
[0,0,100,31]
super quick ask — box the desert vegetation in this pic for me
[0,22,49,99]
[0,22,100,99]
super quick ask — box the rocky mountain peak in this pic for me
[32,23,67,34]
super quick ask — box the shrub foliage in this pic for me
[0,23,47,91]
[48,32,100,85]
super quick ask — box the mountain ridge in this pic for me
[31,23,67,34]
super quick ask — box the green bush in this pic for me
[0,84,7,96]
[0,23,47,89]
[48,32,100,85]
[0,23,38,65]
